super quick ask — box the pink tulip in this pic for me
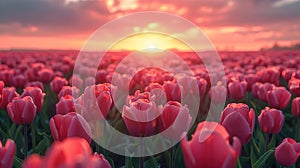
[220,103,255,144]
[0,139,16,168]
[228,80,247,100]
[50,76,68,93]
[56,95,74,115]
[0,87,19,110]
[257,83,275,101]
[7,96,37,124]
[21,86,45,112]
[275,138,300,166]
[266,87,291,109]
[58,86,79,100]
[50,112,92,143]
[38,68,54,83]
[289,78,300,96]
[258,107,284,134]
[22,154,43,168]
[292,97,300,117]
[162,81,181,102]
[157,101,191,140]
[181,121,241,168]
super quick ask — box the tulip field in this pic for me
[1,49,300,168]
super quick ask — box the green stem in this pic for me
[296,118,300,141]
[265,133,270,153]
[24,125,28,157]
[31,122,36,151]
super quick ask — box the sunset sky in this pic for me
[0,0,300,51]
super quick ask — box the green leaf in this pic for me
[34,138,49,154]
[252,149,275,168]
[13,156,23,168]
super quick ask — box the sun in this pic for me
[109,32,191,52]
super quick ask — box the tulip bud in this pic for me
[157,101,191,140]
[258,107,284,134]
[266,87,291,109]
[38,68,54,83]
[275,138,300,166]
[220,103,255,144]
[22,154,43,168]
[7,96,37,124]
[56,95,75,115]
[257,83,275,101]
[21,86,45,112]
[292,97,300,118]
[163,81,181,102]
[181,121,241,168]
[58,86,79,100]
[0,87,19,110]
[0,139,16,168]
[228,80,247,100]
[50,77,68,93]
[49,112,92,143]
[122,98,162,137]
[289,78,300,96]
[12,74,27,88]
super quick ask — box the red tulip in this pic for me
[22,154,43,168]
[38,68,54,83]
[266,87,291,109]
[289,78,300,96]
[245,74,259,91]
[251,82,262,98]
[58,86,79,100]
[7,96,37,124]
[44,138,102,168]
[275,138,300,166]
[0,81,4,94]
[0,69,14,86]
[122,98,162,137]
[257,67,280,85]
[82,84,113,121]
[21,87,45,112]
[56,95,75,115]
[220,103,255,144]
[0,139,16,168]
[0,87,19,110]
[25,81,44,92]
[50,112,92,143]
[162,81,181,102]
[228,80,247,100]
[12,74,28,88]
[257,83,275,101]
[258,107,284,134]
[50,76,68,93]
[282,68,294,81]
[145,83,166,105]
[292,97,300,117]
[90,153,112,168]
[210,85,227,103]
[181,121,241,168]
[157,101,191,140]
[69,75,83,89]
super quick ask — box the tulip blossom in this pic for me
[162,81,182,102]
[0,81,4,93]
[22,138,111,168]
[257,83,275,101]
[275,138,300,166]
[220,103,255,144]
[0,139,16,168]
[157,101,191,140]
[50,76,68,93]
[245,74,259,91]
[21,86,45,112]
[122,97,162,137]
[292,97,300,117]
[7,96,37,124]
[289,78,300,96]
[50,112,92,143]
[38,68,54,83]
[251,82,262,98]
[228,80,247,100]
[12,74,27,88]
[22,154,43,168]
[25,81,44,91]
[257,68,280,86]
[0,87,19,110]
[181,121,241,168]
[56,95,75,115]
[266,87,291,109]
[258,107,284,134]
[210,85,227,103]
[58,86,79,100]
